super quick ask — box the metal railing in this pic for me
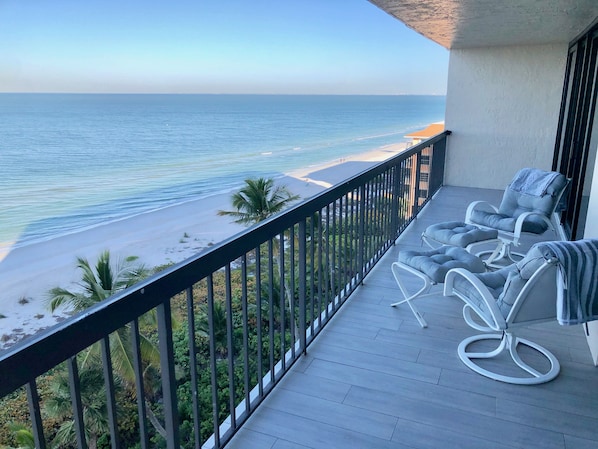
[0,131,449,449]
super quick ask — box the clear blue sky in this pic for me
[0,0,449,95]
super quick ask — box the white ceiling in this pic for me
[369,0,598,49]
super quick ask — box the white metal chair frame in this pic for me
[390,261,434,328]
[464,201,561,267]
[444,258,561,385]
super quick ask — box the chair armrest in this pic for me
[465,201,499,225]
[513,211,554,242]
[444,268,506,331]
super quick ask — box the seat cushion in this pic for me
[399,246,486,284]
[424,221,498,247]
[469,210,548,234]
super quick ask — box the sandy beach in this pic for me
[0,142,408,349]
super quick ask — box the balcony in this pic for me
[226,185,598,449]
[1,131,597,449]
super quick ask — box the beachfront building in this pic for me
[404,122,445,206]
[405,122,445,146]
[2,2,598,449]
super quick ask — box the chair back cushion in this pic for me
[496,170,568,234]
[496,246,549,319]
[451,244,557,327]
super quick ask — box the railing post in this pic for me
[101,336,120,449]
[157,301,180,449]
[358,185,366,284]
[26,381,46,449]
[298,219,307,354]
[67,357,88,449]
[429,134,448,194]
[412,150,423,216]
[185,287,202,449]
[391,165,400,241]
[131,319,150,449]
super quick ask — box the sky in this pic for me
[0,0,449,95]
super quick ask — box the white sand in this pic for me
[0,142,408,349]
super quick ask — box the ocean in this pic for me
[0,94,445,250]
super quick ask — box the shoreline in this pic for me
[0,141,408,349]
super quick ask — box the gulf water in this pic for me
[0,94,445,250]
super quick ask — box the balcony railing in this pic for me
[0,131,449,449]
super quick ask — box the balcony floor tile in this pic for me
[226,186,598,449]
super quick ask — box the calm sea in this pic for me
[0,94,445,250]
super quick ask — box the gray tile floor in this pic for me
[226,186,598,449]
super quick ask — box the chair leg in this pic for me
[458,332,560,385]
[477,240,524,268]
[390,262,429,328]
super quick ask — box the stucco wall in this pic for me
[444,44,568,189]
[584,148,598,365]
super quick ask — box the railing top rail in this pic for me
[0,130,450,396]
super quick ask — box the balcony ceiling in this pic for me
[369,0,598,49]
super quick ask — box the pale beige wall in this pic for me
[444,43,568,189]
[583,146,598,365]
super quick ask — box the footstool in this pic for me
[391,245,486,328]
[422,221,499,254]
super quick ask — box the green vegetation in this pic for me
[0,176,401,449]
[217,177,299,224]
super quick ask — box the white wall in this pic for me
[583,150,598,365]
[444,44,568,189]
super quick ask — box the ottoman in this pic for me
[391,245,486,328]
[422,221,499,254]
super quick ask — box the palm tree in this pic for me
[47,251,158,379]
[219,177,301,339]
[196,301,229,359]
[4,424,35,449]
[46,251,167,439]
[48,250,147,312]
[44,364,113,449]
[217,177,299,224]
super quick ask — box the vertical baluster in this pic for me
[100,336,120,449]
[225,264,236,429]
[298,219,307,353]
[380,172,387,252]
[309,214,315,336]
[324,204,331,320]
[267,239,275,382]
[350,188,359,294]
[381,172,388,251]
[131,319,149,449]
[358,183,366,281]
[240,255,251,413]
[289,225,296,359]
[317,208,324,329]
[343,194,349,297]
[185,287,202,449]
[392,167,400,241]
[255,247,264,397]
[332,197,342,311]
[413,150,422,215]
[278,231,286,372]
[157,300,180,449]
[67,356,87,449]
[26,380,46,449]
[207,274,220,447]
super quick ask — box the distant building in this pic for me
[403,122,444,207]
[404,122,445,146]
